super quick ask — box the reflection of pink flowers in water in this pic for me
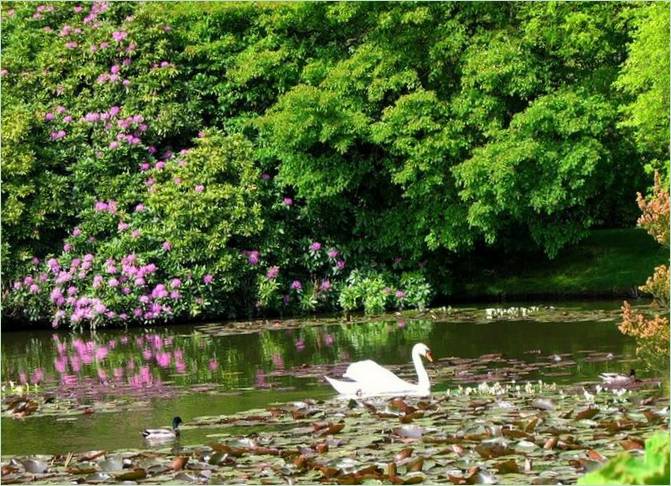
[255,369,269,388]
[271,353,284,369]
[323,334,334,346]
[70,355,82,372]
[208,358,219,371]
[31,368,44,384]
[61,374,78,386]
[295,339,305,351]
[397,320,406,329]
[95,346,109,361]
[156,352,171,368]
[54,356,68,374]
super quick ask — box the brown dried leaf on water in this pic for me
[318,422,345,436]
[587,449,606,463]
[394,448,413,462]
[575,407,599,420]
[78,451,106,461]
[170,456,189,471]
[543,437,558,449]
[404,456,424,473]
[400,412,421,424]
[620,438,645,450]
[209,443,246,457]
[447,466,481,485]
[313,442,329,454]
[494,459,519,474]
[601,418,635,433]
[1,465,21,476]
[114,468,147,481]
[643,410,663,424]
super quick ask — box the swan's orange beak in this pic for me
[425,351,433,363]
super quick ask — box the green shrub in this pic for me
[578,432,670,485]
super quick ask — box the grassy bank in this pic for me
[453,228,668,300]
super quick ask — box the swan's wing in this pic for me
[324,376,363,396]
[343,360,407,388]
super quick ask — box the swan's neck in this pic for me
[412,350,430,390]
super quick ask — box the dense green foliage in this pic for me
[578,432,670,485]
[1,2,668,327]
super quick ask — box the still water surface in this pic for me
[1,302,647,455]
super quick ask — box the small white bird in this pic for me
[142,416,182,441]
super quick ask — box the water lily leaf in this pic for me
[475,438,512,459]
[532,399,555,411]
[66,465,97,475]
[173,471,200,482]
[20,459,48,474]
[394,425,423,439]
[115,468,147,481]
[85,472,111,482]
[99,457,124,472]
[404,457,424,473]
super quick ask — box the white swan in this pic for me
[325,343,433,397]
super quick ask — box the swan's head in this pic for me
[413,343,433,362]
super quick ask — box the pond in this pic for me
[0,301,662,457]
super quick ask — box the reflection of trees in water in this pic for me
[1,317,651,398]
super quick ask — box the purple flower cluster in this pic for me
[266,266,279,280]
[94,200,118,214]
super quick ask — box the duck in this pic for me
[599,369,636,386]
[325,343,433,397]
[142,416,182,441]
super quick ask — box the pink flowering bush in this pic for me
[2,2,445,327]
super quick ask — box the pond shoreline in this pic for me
[0,295,643,332]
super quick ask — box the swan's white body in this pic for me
[325,343,433,397]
